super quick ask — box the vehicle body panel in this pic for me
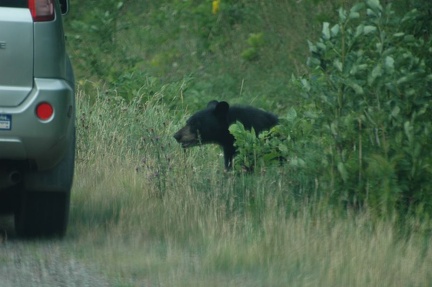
[0,8,33,107]
[0,2,74,171]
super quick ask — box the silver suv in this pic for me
[0,0,75,237]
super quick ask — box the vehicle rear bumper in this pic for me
[0,78,74,171]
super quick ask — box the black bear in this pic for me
[174,100,279,169]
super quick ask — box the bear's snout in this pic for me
[173,130,183,142]
[173,126,199,148]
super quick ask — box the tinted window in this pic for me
[0,0,27,8]
[59,0,68,14]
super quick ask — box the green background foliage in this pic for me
[66,0,362,107]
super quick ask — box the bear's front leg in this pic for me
[223,145,236,170]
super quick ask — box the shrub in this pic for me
[232,0,432,218]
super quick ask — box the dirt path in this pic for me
[0,215,111,287]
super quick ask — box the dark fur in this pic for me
[174,100,278,169]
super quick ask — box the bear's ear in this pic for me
[207,100,219,109]
[214,101,229,116]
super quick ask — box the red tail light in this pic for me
[36,102,54,121]
[29,0,55,22]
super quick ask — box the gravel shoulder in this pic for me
[0,215,111,287]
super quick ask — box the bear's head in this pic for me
[173,100,232,148]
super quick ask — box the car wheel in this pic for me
[14,128,75,238]
[14,191,71,238]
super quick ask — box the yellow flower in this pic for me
[212,0,220,15]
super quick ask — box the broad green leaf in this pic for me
[334,59,343,72]
[391,106,400,117]
[366,0,382,13]
[357,64,368,71]
[316,42,326,51]
[372,64,382,79]
[369,64,382,84]
[349,82,364,95]
[384,56,394,70]
[286,107,297,122]
[301,78,311,91]
[307,40,317,53]
[322,22,330,40]
[355,24,364,38]
[366,8,377,17]
[397,76,408,84]
[229,122,243,135]
[331,24,340,37]
[405,88,416,96]
[363,25,377,35]
[278,143,288,153]
[307,57,320,67]
[349,11,360,19]
[338,7,346,21]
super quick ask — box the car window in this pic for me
[0,0,27,8]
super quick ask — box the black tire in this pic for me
[14,128,75,238]
[14,191,71,238]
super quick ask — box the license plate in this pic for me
[0,114,12,130]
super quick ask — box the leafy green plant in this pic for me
[302,0,432,216]
[229,104,327,203]
[231,0,432,218]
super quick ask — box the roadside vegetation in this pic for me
[65,0,432,285]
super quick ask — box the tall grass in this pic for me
[69,85,432,286]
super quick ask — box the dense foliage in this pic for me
[232,0,432,218]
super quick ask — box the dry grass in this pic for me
[0,241,110,287]
[66,86,432,286]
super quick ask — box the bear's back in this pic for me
[228,105,278,134]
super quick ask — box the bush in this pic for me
[232,0,432,218]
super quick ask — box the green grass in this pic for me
[67,86,432,286]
